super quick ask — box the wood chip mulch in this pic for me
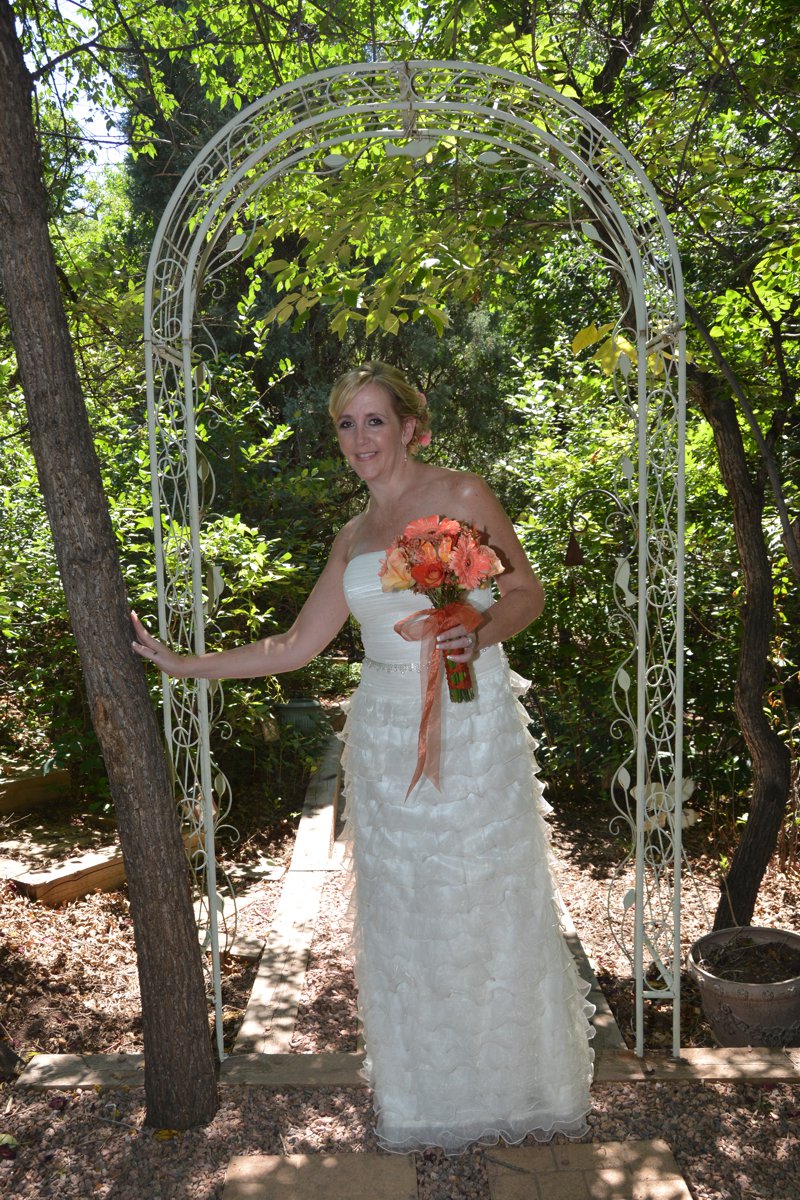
[1,790,799,1198]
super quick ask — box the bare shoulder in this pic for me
[421,465,541,601]
[436,468,504,522]
[331,513,367,563]
[448,468,524,554]
[452,469,497,505]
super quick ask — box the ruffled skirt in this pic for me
[338,647,594,1154]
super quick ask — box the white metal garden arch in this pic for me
[144,60,687,1060]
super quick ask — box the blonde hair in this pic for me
[328,361,431,454]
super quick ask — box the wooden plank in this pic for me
[17,1052,145,1089]
[234,870,327,1054]
[12,843,128,905]
[555,889,627,1051]
[232,735,341,1054]
[289,735,342,870]
[219,1051,366,1088]
[593,1049,648,1082]
[642,1045,799,1081]
[12,830,202,906]
[0,769,71,815]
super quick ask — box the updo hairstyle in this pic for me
[328,361,431,455]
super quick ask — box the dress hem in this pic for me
[374,1109,593,1156]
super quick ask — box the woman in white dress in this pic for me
[132,361,594,1154]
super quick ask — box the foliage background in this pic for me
[0,0,797,865]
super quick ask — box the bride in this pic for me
[132,360,594,1154]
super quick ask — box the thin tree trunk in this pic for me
[691,368,791,929]
[0,0,217,1127]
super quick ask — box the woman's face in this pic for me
[335,382,414,481]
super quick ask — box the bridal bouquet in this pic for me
[380,514,503,701]
[380,516,503,795]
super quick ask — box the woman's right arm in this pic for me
[132,530,353,680]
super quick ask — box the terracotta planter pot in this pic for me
[687,926,800,1048]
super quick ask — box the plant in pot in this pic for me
[687,925,800,1047]
[273,666,331,738]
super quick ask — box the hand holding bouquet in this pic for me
[380,515,504,702]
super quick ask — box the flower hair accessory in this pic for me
[416,390,432,447]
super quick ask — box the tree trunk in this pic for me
[691,368,791,929]
[0,1,217,1128]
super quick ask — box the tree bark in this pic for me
[592,0,658,115]
[691,368,791,929]
[0,1,217,1127]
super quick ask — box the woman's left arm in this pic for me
[437,473,544,662]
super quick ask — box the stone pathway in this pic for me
[233,736,343,1056]
[15,733,800,1198]
[220,1141,693,1199]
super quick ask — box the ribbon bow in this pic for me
[394,601,483,798]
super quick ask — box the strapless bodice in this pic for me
[343,550,495,668]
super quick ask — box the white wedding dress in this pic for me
[339,551,594,1154]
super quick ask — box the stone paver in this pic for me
[222,1153,417,1199]
[227,933,266,960]
[485,1140,692,1200]
[194,859,284,947]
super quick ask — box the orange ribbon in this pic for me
[394,601,483,798]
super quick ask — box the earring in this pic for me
[402,440,408,464]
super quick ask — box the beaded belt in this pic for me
[362,656,420,674]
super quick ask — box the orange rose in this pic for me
[437,536,454,564]
[418,539,439,562]
[481,546,504,578]
[380,547,413,591]
[411,561,447,589]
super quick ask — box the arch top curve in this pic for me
[144,58,684,353]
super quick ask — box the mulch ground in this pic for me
[0,785,799,1198]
